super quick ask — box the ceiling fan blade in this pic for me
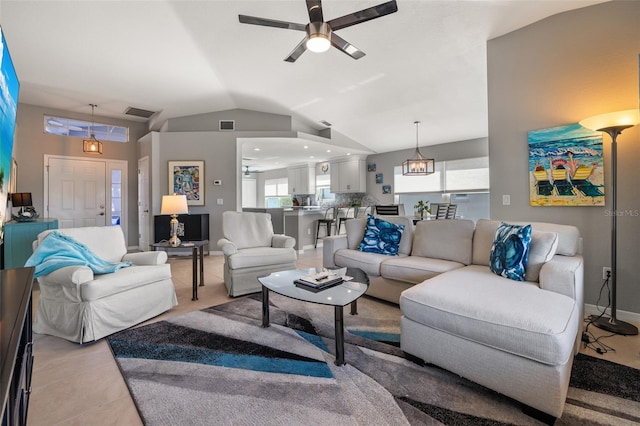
[327,0,398,31]
[331,33,365,60]
[285,37,309,62]
[239,15,306,31]
[306,0,324,23]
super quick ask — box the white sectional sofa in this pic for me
[323,216,584,419]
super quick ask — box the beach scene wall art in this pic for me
[528,123,604,206]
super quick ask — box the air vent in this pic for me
[124,106,156,119]
[319,120,332,127]
[219,120,235,131]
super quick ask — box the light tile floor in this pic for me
[27,249,640,425]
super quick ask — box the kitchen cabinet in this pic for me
[330,158,366,193]
[287,165,315,194]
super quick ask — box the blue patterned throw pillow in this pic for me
[357,215,405,255]
[489,222,532,281]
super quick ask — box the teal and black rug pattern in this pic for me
[107,294,640,425]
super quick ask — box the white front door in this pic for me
[138,156,150,250]
[46,157,107,228]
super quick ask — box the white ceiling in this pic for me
[1,0,606,171]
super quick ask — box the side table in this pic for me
[151,240,208,301]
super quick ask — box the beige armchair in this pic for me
[30,226,178,343]
[217,211,297,297]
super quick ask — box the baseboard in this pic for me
[583,303,640,325]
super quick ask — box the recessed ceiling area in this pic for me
[240,136,371,172]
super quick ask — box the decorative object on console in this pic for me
[413,200,430,220]
[402,121,434,176]
[489,222,532,281]
[83,104,103,154]
[579,108,640,336]
[169,160,204,205]
[160,194,189,247]
[239,0,398,62]
[10,192,39,222]
[358,214,404,256]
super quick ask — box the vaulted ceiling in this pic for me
[1,0,606,169]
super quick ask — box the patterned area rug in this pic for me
[107,294,640,425]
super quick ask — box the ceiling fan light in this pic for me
[306,22,331,53]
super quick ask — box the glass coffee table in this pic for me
[258,268,369,366]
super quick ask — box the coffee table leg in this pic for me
[350,300,358,315]
[334,306,345,366]
[199,245,205,287]
[191,247,198,301]
[262,286,270,328]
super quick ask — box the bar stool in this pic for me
[315,207,336,248]
[337,206,356,234]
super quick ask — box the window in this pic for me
[394,156,489,193]
[315,173,335,203]
[111,169,122,225]
[264,178,291,208]
[44,115,129,142]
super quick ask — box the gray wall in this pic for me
[488,1,640,316]
[365,137,489,204]
[13,103,148,244]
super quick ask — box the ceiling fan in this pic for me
[239,0,398,62]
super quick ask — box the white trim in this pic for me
[583,303,640,325]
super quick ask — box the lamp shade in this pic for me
[161,194,188,215]
[11,192,32,207]
[579,109,640,132]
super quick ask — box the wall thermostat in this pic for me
[213,179,222,186]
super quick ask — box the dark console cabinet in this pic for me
[1,267,35,426]
[154,214,209,243]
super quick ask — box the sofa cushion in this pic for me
[346,215,414,255]
[474,219,580,264]
[400,265,578,366]
[525,231,559,282]
[412,219,474,265]
[334,248,407,277]
[81,264,172,301]
[489,222,532,281]
[38,226,127,263]
[227,247,297,270]
[357,215,405,255]
[222,211,274,249]
[381,256,464,284]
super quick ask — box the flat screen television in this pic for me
[0,26,20,242]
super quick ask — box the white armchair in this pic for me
[31,226,178,343]
[217,211,297,297]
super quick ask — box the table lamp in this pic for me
[161,194,188,247]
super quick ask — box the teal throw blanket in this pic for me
[25,231,132,278]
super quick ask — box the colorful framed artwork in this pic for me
[368,163,376,172]
[382,185,391,194]
[375,173,383,184]
[169,160,204,205]
[528,123,603,206]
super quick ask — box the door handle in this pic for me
[144,209,149,213]
[98,212,105,216]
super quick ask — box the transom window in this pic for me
[44,115,129,143]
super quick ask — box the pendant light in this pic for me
[402,121,434,175]
[83,104,103,154]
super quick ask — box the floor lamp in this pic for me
[580,109,640,336]
[161,194,189,247]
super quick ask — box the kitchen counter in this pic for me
[283,208,325,252]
